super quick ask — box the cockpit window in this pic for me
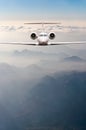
[39,34,47,36]
[44,34,47,36]
[39,34,43,36]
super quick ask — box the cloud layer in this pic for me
[0,22,86,33]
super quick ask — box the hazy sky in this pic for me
[0,0,86,50]
[0,0,86,21]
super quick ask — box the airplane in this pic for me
[0,22,86,46]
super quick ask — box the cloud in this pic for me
[0,25,39,32]
[0,23,86,33]
[47,25,86,33]
[0,25,25,32]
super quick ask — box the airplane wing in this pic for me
[0,42,37,46]
[49,41,86,46]
[0,41,86,46]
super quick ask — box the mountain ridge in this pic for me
[62,56,86,62]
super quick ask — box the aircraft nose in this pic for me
[37,35,49,44]
[41,37,48,42]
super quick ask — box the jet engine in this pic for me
[49,33,55,40]
[31,33,37,40]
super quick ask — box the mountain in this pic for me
[14,71,86,130]
[62,56,86,62]
[0,62,86,129]
[12,49,51,57]
[12,49,69,59]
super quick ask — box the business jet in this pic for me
[0,22,86,46]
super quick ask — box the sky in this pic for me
[0,0,86,21]
[0,0,86,53]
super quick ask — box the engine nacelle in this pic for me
[49,33,55,40]
[30,33,37,40]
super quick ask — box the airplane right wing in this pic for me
[0,42,37,46]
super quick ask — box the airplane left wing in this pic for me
[49,41,86,46]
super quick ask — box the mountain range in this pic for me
[62,56,86,62]
[0,68,86,130]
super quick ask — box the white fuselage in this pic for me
[37,33,49,45]
[30,32,55,46]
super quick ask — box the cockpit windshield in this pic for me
[39,34,47,37]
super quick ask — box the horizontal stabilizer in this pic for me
[24,22,61,25]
